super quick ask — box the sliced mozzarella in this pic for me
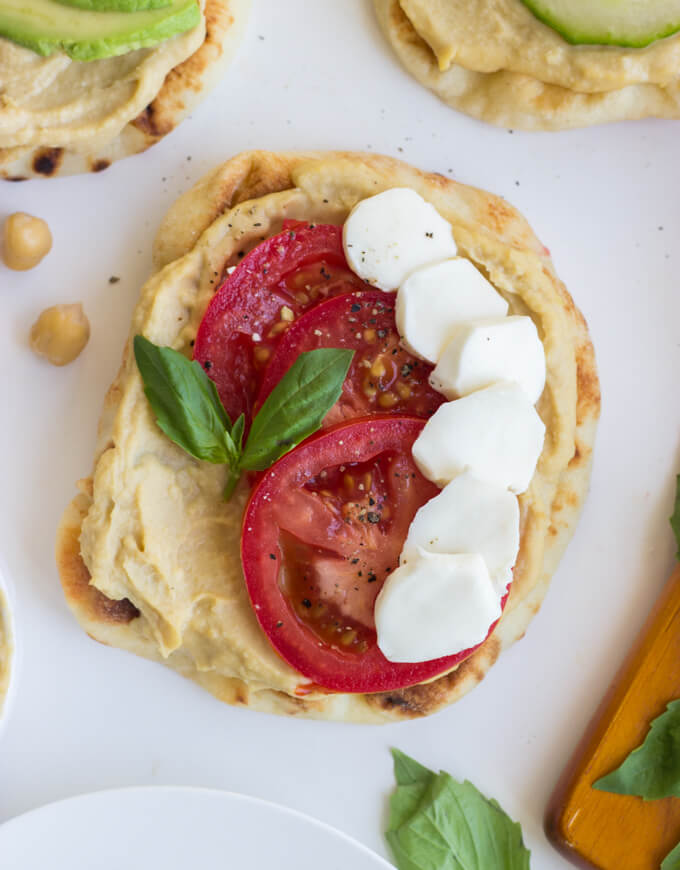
[412,381,545,493]
[430,315,546,403]
[396,259,509,363]
[375,549,501,662]
[342,188,457,291]
[401,472,519,594]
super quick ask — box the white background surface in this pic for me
[1,1,679,866]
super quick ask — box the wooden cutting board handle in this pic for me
[545,562,680,870]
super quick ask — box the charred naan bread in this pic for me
[56,151,599,722]
[374,0,680,130]
[0,0,249,179]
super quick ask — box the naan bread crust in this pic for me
[374,0,680,130]
[56,151,600,722]
[0,0,249,179]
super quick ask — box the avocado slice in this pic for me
[519,0,680,47]
[54,0,171,13]
[0,0,200,60]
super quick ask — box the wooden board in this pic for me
[545,563,680,869]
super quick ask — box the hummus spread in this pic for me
[0,587,13,717]
[0,6,205,151]
[400,0,680,92]
[59,152,598,721]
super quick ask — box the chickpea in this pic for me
[29,303,90,366]
[3,212,52,271]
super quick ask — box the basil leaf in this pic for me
[240,348,353,471]
[662,839,680,870]
[386,751,531,870]
[593,700,680,799]
[671,475,680,559]
[134,335,233,465]
[392,748,434,786]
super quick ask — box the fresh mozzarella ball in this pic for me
[430,315,546,403]
[342,188,457,291]
[401,472,519,594]
[412,382,545,494]
[375,549,501,662]
[396,259,508,363]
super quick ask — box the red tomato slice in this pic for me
[241,417,506,694]
[255,291,445,427]
[193,223,371,423]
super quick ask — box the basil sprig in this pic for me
[387,749,531,870]
[133,335,353,498]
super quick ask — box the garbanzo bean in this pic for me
[3,212,52,271]
[29,304,90,366]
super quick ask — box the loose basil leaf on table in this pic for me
[593,700,680,799]
[134,336,353,498]
[387,749,531,870]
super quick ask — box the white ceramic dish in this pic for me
[0,787,394,870]
[0,560,16,734]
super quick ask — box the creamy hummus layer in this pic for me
[0,588,13,717]
[79,161,578,699]
[400,0,680,93]
[0,5,205,151]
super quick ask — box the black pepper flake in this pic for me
[377,329,387,339]
[425,231,434,238]
[190,339,195,347]
[351,303,361,312]
[368,497,376,506]
[302,598,312,608]
[253,222,262,227]
[269,553,276,560]
[320,266,331,280]
[275,620,283,628]
[367,573,377,583]
[366,512,380,524]
[351,558,359,564]
[238,251,245,258]
[203,360,212,370]
[108,275,120,284]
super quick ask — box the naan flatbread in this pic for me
[374,0,680,130]
[0,0,249,179]
[57,151,600,722]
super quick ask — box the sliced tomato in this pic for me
[254,291,445,427]
[193,223,372,424]
[241,417,506,694]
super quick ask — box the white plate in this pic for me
[0,559,16,734]
[0,787,394,870]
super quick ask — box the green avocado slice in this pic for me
[0,0,200,60]
[53,0,172,13]
[519,0,680,47]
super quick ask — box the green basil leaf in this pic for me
[240,348,353,471]
[392,748,434,786]
[386,751,531,870]
[593,700,680,799]
[662,838,680,870]
[671,475,680,560]
[134,335,233,465]
[231,413,246,454]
